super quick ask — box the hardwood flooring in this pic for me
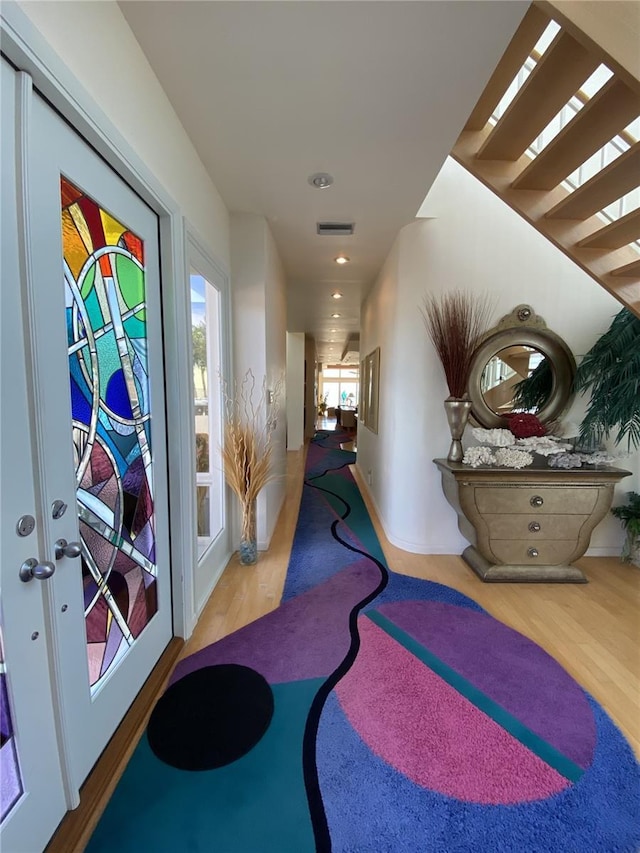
[184,442,640,758]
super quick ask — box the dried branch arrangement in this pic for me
[221,370,282,554]
[421,291,493,398]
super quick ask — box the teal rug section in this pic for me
[312,471,387,569]
[86,678,324,853]
[366,610,584,783]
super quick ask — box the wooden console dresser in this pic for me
[434,458,632,582]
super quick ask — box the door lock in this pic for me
[51,500,68,520]
[19,558,56,583]
[55,538,82,560]
[16,514,36,537]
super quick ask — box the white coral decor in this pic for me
[471,428,515,446]
[515,436,572,456]
[462,446,496,468]
[494,447,533,469]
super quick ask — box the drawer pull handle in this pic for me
[528,521,541,533]
[527,547,539,558]
[530,495,544,508]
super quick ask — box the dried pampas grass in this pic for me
[221,370,281,543]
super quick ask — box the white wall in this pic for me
[286,333,305,451]
[19,1,230,266]
[263,224,288,538]
[358,157,639,556]
[230,214,287,549]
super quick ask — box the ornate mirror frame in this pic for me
[468,305,576,429]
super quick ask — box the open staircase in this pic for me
[452,2,640,318]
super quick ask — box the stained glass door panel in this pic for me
[61,178,158,693]
[0,630,22,824]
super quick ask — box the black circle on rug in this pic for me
[147,664,274,771]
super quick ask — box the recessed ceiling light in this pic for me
[331,313,341,318]
[331,328,337,332]
[332,292,343,299]
[334,255,350,265]
[308,172,333,189]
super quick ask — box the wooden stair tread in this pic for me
[512,77,640,191]
[577,208,640,249]
[477,30,599,162]
[546,142,640,220]
[464,5,550,132]
[610,258,640,278]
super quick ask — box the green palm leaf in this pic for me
[573,308,640,450]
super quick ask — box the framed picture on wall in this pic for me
[359,357,368,423]
[364,347,380,434]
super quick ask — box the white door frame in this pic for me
[185,223,234,618]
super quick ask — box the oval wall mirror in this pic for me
[468,305,576,429]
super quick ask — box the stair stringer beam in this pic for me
[452,128,640,317]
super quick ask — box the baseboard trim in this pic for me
[585,546,622,557]
[45,637,184,853]
[353,463,466,555]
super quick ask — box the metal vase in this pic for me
[443,396,472,463]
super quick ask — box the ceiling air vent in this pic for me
[317,222,355,236]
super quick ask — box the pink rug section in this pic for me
[334,617,571,805]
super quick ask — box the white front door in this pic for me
[1,65,172,851]
[1,60,68,853]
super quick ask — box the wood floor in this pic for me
[184,441,640,758]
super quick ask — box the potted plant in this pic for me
[611,492,640,567]
[572,308,640,450]
[573,309,640,565]
[318,392,328,417]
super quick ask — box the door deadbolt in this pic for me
[16,515,36,537]
[51,500,68,520]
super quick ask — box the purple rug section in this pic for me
[335,617,570,804]
[171,559,381,687]
[376,600,596,769]
[305,441,355,479]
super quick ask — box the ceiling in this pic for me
[119,1,529,364]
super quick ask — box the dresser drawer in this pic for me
[490,539,577,566]
[474,486,598,516]
[484,514,589,540]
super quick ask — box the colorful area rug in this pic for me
[87,428,640,852]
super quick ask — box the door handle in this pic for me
[19,558,56,583]
[55,538,82,560]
